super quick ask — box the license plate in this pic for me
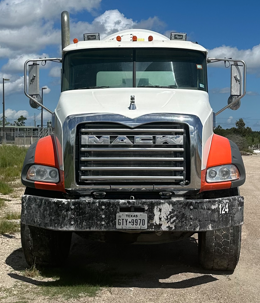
[116,213,147,229]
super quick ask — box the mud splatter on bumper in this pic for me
[21,195,244,231]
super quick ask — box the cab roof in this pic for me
[63,29,207,54]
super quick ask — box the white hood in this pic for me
[56,88,212,125]
[55,88,214,170]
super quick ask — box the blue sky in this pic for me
[0,0,259,129]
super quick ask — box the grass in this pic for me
[0,181,13,195]
[4,212,21,220]
[24,264,41,278]
[0,198,6,208]
[0,220,19,234]
[0,145,27,194]
[37,266,140,299]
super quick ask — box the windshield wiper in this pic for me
[88,86,110,89]
[138,85,177,88]
[74,86,110,90]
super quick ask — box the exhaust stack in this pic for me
[61,11,70,50]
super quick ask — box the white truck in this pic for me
[21,11,246,271]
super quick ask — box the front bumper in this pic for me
[21,195,244,232]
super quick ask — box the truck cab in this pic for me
[20,12,246,271]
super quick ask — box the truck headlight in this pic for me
[26,165,59,183]
[206,165,239,183]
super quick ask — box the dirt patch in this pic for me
[1,156,260,302]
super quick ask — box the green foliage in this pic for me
[0,220,19,234]
[225,134,248,151]
[0,117,11,126]
[14,115,27,126]
[0,198,6,209]
[0,145,27,182]
[38,266,140,299]
[0,145,27,194]
[0,181,13,195]
[215,118,259,151]
[4,212,21,220]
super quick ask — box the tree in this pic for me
[14,115,27,126]
[214,125,225,136]
[214,118,256,151]
[235,118,245,131]
[225,134,248,151]
[0,117,10,126]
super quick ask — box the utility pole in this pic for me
[2,78,9,143]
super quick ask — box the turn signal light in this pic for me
[132,35,137,41]
[148,36,153,41]
[116,36,121,42]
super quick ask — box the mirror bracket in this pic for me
[207,58,246,116]
[24,58,62,114]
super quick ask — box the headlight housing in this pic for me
[206,165,239,183]
[26,165,59,183]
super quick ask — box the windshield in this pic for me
[62,48,207,91]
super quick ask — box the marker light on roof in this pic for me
[83,33,100,40]
[170,32,187,41]
[148,35,153,41]
[132,35,137,41]
[116,36,121,42]
[73,38,78,43]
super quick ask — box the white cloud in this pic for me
[0,107,52,125]
[71,10,165,40]
[0,0,101,28]
[0,107,52,126]
[2,108,29,120]
[95,10,135,34]
[210,87,230,94]
[0,77,24,95]
[36,110,52,122]
[134,17,165,31]
[49,66,61,78]
[211,88,259,96]
[2,53,49,73]
[247,91,259,96]
[227,116,233,124]
[0,23,60,58]
[42,86,51,94]
[253,120,260,127]
[0,7,165,63]
[208,44,260,74]
[71,10,136,39]
[0,1,102,58]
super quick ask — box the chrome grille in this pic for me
[76,122,189,186]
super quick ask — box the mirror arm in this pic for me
[207,58,246,116]
[215,94,245,115]
[24,58,62,114]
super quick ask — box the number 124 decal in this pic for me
[219,202,229,214]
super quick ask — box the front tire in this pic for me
[198,226,241,271]
[21,224,72,267]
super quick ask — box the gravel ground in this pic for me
[0,155,260,302]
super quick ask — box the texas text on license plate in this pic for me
[116,213,147,229]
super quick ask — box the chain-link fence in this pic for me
[0,127,52,146]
